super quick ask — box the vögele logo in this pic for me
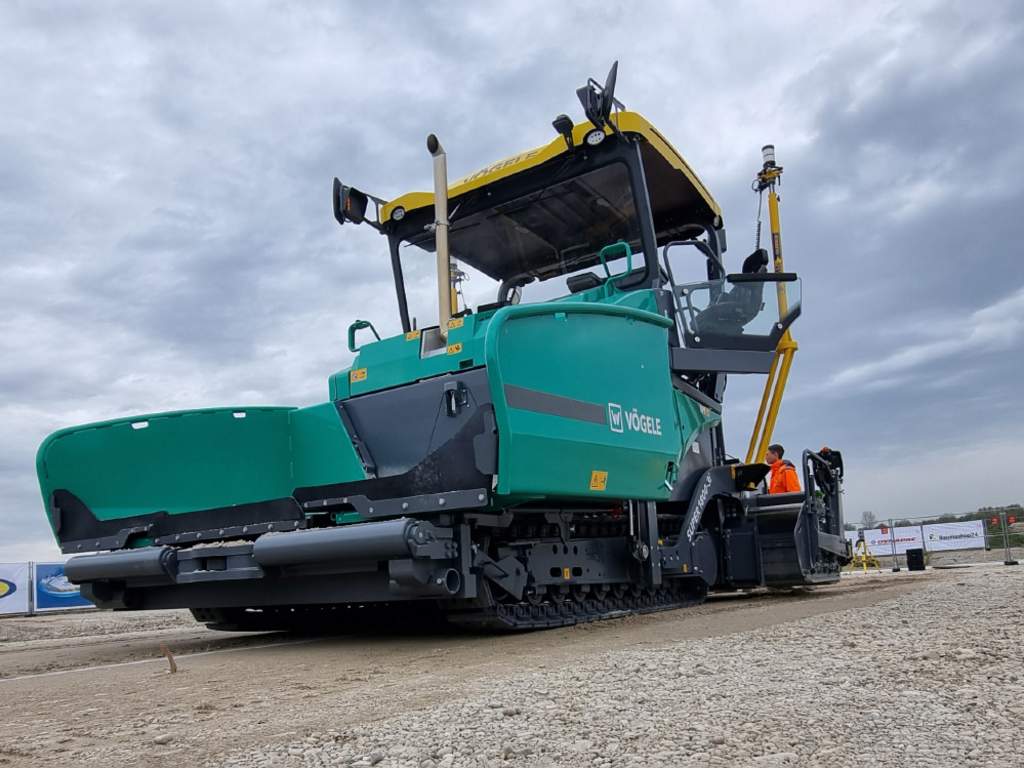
[608,402,624,433]
[607,402,662,437]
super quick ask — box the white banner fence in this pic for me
[0,563,31,616]
[0,562,95,616]
[923,520,988,551]
[845,519,989,557]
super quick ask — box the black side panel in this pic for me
[341,369,491,477]
[671,427,714,502]
[295,403,496,505]
[721,528,760,585]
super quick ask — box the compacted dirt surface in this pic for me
[0,566,1020,767]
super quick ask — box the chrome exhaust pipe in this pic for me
[427,134,452,339]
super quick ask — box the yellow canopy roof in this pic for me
[380,111,721,225]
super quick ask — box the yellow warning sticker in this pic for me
[405,330,421,341]
[562,567,571,580]
[447,342,463,355]
[589,470,608,491]
[447,317,464,330]
[349,368,367,383]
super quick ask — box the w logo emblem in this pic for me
[608,403,624,433]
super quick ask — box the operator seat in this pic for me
[740,247,770,275]
[692,248,768,337]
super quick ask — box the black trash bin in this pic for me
[906,548,925,571]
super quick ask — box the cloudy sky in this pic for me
[2,1,1022,560]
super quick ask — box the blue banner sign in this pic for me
[33,562,93,611]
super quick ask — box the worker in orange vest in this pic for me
[765,443,801,494]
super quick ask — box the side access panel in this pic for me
[486,303,685,501]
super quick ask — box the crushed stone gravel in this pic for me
[215,566,1023,768]
[0,609,193,643]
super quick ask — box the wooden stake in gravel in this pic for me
[159,643,178,674]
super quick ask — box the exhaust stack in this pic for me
[427,134,452,339]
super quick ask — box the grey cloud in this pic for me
[829,287,1024,389]
[714,2,1024,494]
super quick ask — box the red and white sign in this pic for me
[862,526,923,556]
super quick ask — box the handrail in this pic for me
[802,449,845,539]
[597,240,633,279]
[661,238,725,279]
[802,449,829,498]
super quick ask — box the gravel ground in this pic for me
[0,609,193,643]
[218,565,1023,768]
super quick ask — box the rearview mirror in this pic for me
[333,178,369,226]
[577,61,620,130]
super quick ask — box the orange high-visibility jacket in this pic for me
[768,459,801,494]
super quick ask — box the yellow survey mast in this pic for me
[745,145,798,464]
